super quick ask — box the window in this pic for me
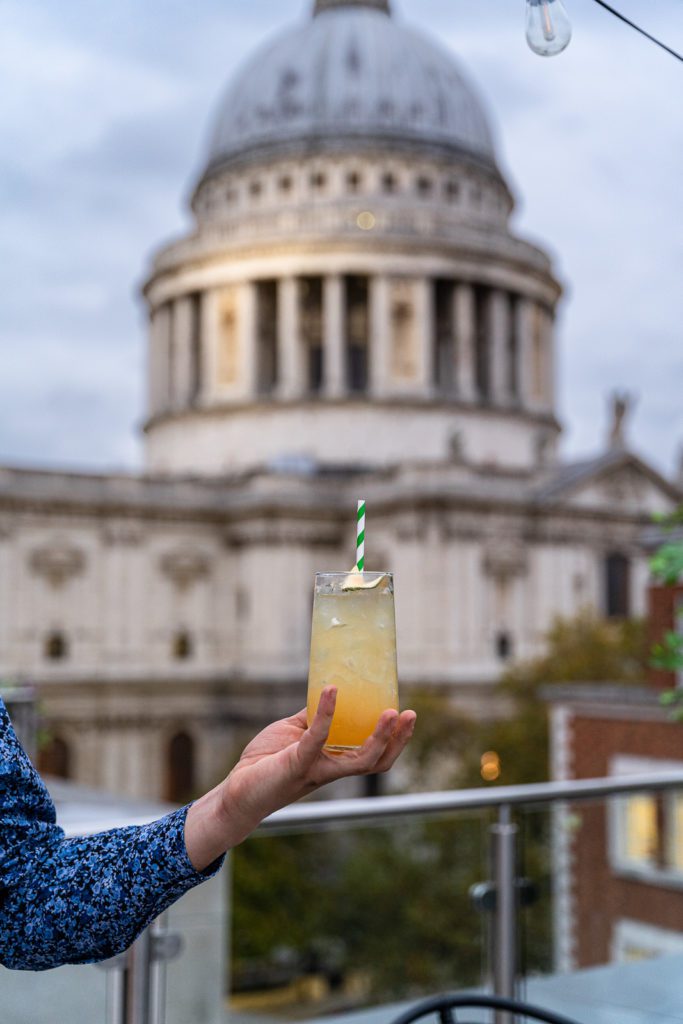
[300,277,324,395]
[189,292,202,403]
[172,630,193,661]
[167,732,195,804]
[381,172,398,194]
[474,286,490,401]
[45,632,68,661]
[255,280,278,395]
[310,171,327,190]
[278,175,293,193]
[249,179,263,198]
[39,736,70,779]
[605,552,630,618]
[496,631,513,661]
[236,586,250,621]
[445,179,460,202]
[416,176,434,198]
[346,170,362,193]
[434,279,455,395]
[345,276,369,394]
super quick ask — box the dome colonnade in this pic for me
[143,0,561,474]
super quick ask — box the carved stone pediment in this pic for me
[160,548,211,589]
[30,541,86,587]
[600,467,646,504]
[482,538,527,579]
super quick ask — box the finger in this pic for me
[296,687,337,770]
[372,710,417,773]
[348,708,401,772]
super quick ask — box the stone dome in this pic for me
[201,0,498,181]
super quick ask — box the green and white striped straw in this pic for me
[356,499,366,573]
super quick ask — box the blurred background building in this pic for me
[0,0,679,801]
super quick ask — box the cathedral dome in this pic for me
[201,0,498,181]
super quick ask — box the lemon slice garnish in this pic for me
[341,569,389,591]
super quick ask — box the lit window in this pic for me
[614,794,659,870]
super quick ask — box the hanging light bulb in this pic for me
[526,0,572,57]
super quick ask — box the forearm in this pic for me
[184,780,259,871]
[0,806,224,972]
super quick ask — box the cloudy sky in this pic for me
[1,0,681,476]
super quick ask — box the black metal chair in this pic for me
[389,992,584,1024]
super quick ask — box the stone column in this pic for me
[323,274,345,398]
[454,283,476,402]
[370,275,391,398]
[489,289,510,405]
[172,296,194,408]
[515,297,535,409]
[149,304,172,415]
[414,277,435,396]
[238,280,258,399]
[542,307,556,411]
[278,277,304,399]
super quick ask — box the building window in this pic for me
[255,280,278,395]
[416,175,434,198]
[167,732,195,804]
[445,179,460,202]
[236,586,250,621]
[173,630,193,661]
[345,276,369,393]
[605,552,630,618]
[496,631,513,661]
[39,736,71,779]
[474,286,490,401]
[189,292,202,403]
[45,632,68,661]
[382,171,398,194]
[249,179,263,198]
[310,171,327,191]
[346,170,362,193]
[225,187,237,205]
[434,279,455,395]
[300,277,324,395]
[613,794,659,870]
[278,175,293,193]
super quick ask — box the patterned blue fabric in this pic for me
[0,698,224,971]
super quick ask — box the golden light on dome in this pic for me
[480,750,501,782]
[356,211,376,231]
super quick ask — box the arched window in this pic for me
[605,553,631,618]
[172,630,193,661]
[167,732,195,804]
[45,632,68,661]
[39,736,71,779]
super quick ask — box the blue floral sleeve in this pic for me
[0,698,225,971]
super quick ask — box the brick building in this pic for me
[548,582,683,971]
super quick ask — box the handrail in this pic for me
[257,770,683,832]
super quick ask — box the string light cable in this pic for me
[591,0,683,63]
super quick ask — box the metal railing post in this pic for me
[490,804,518,1024]
[125,926,153,1024]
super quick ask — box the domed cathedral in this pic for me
[144,0,560,477]
[0,0,679,802]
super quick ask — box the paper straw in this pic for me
[356,499,366,573]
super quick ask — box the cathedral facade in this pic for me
[0,0,679,801]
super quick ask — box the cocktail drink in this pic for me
[307,572,399,750]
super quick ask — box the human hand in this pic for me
[184,688,416,870]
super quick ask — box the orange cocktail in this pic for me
[307,572,398,750]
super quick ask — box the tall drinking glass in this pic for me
[306,572,399,751]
